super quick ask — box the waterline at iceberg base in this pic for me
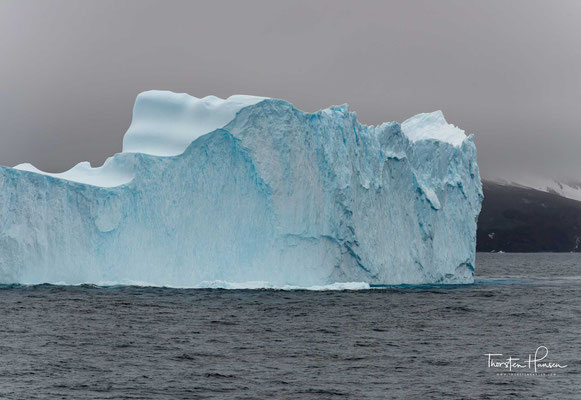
[0,91,482,287]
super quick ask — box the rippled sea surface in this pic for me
[1,253,580,399]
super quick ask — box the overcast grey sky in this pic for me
[0,0,579,179]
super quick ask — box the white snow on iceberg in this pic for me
[123,91,268,156]
[0,91,483,286]
[402,110,466,146]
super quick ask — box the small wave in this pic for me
[473,277,533,285]
[190,280,371,290]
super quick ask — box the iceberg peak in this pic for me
[401,110,467,146]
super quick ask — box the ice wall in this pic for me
[0,91,482,286]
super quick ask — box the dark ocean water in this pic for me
[0,253,580,399]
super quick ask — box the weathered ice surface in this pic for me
[0,91,482,286]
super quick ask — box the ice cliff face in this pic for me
[0,91,482,286]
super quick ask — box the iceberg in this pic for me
[0,90,482,286]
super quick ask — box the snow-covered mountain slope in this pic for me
[491,177,581,202]
[0,91,482,286]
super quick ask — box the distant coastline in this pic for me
[477,180,581,252]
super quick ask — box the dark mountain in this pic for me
[477,180,581,252]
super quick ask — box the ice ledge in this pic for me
[13,157,134,188]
